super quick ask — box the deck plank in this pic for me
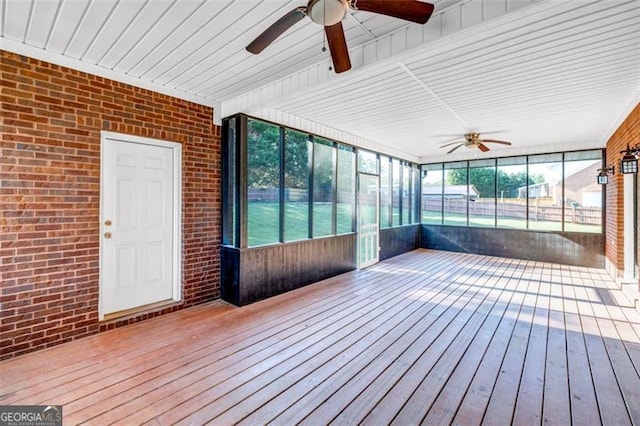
[512,262,550,425]
[562,264,603,426]
[541,264,571,426]
[1,249,637,426]
[451,259,529,425]
[573,279,631,426]
[480,261,541,425]
[583,272,640,424]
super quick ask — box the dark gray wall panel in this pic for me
[421,225,604,267]
[220,246,241,305]
[379,225,421,261]
[221,234,356,306]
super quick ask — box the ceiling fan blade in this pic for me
[482,139,512,146]
[477,143,490,152]
[246,7,306,54]
[439,140,465,148]
[478,130,508,135]
[325,22,351,73]
[351,0,434,24]
[432,133,466,138]
[447,143,465,154]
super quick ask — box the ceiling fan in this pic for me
[439,132,512,154]
[246,0,434,73]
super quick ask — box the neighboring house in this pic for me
[564,162,603,208]
[517,182,556,200]
[515,161,602,207]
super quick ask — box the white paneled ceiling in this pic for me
[2,0,639,163]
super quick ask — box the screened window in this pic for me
[444,162,468,226]
[402,163,411,225]
[563,150,602,233]
[411,166,420,224]
[247,119,280,246]
[313,138,335,237]
[423,150,603,234]
[497,157,527,229]
[222,116,237,246]
[284,129,310,242]
[528,153,563,231]
[380,156,391,229]
[392,159,401,226]
[358,150,378,174]
[337,145,355,234]
[422,164,443,224]
[469,159,496,227]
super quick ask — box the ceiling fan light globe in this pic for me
[308,0,348,26]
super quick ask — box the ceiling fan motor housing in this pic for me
[465,132,480,143]
[308,0,349,26]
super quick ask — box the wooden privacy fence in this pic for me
[248,188,353,203]
[247,193,602,225]
[422,199,602,225]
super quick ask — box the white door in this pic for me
[100,132,181,318]
[358,173,379,268]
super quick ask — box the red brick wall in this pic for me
[1,51,221,359]
[604,102,640,278]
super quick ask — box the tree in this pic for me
[284,129,311,190]
[313,140,334,202]
[471,168,495,198]
[247,119,280,188]
[497,170,527,198]
[247,119,334,194]
[446,167,545,198]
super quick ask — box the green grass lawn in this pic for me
[248,203,601,246]
[248,202,354,246]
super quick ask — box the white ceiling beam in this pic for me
[398,62,472,129]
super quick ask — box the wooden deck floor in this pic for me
[1,249,639,425]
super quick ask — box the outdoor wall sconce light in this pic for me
[597,165,614,185]
[620,143,640,174]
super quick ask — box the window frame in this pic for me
[421,149,605,234]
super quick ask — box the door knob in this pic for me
[104,232,112,239]
[104,219,112,226]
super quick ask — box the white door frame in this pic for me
[99,131,182,320]
[623,173,637,283]
[358,173,380,269]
